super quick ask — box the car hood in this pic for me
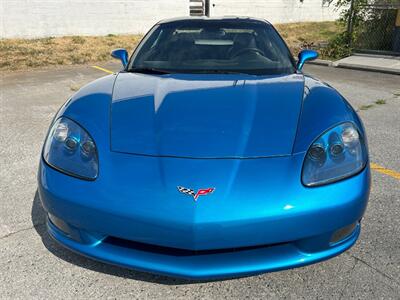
[110,72,305,158]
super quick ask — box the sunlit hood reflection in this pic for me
[111,72,305,158]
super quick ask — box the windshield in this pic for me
[128,20,296,75]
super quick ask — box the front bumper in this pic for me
[38,152,370,279]
[47,216,360,279]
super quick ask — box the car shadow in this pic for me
[31,190,214,285]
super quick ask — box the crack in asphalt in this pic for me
[0,222,45,240]
[338,258,358,300]
[346,253,400,286]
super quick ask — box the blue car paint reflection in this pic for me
[38,17,370,280]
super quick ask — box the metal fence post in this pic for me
[394,9,400,52]
[347,0,355,47]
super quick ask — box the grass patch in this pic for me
[0,22,342,71]
[375,99,386,105]
[71,36,86,45]
[359,104,375,111]
[275,21,343,58]
[0,34,142,71]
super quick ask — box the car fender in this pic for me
[293,76,367,154]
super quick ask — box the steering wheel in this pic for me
[231,48,265,59]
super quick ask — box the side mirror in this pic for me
[297,50,318,71]
[111,48,129,68]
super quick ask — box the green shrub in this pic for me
[321,31,353,59]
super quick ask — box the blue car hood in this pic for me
[111,72,305,158]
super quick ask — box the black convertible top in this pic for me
[157,16,271,26]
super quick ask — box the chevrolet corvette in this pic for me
[38,17,370,279]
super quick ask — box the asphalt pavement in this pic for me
[0,63,399,299]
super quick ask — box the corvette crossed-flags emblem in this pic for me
[177,186,215,201]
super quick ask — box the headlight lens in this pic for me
[302,122,367,187]
[43,117,98,180]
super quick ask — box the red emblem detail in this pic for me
[194,188,215,200]
[177,186,215,201]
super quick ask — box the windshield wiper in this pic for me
[128,68,172,75]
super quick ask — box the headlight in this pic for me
[43,117,98,180]
[302,122,367,187]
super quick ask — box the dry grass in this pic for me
[0,34,142,71]
[0,22,342,72]
[276,21,343,56]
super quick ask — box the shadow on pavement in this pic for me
[31,190,206,285]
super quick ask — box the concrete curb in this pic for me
[307,59,333,67]
[334,63,400,75]
[306,58,400,75]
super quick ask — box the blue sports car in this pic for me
[38,17,370,279]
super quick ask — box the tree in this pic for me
[322,0,399,58]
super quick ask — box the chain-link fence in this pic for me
[348,2,400,55]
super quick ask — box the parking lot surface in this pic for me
[0,63,399,299]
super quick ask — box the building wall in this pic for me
[210,0,341,23]
[0,0,340,39]
[0,0,188,38]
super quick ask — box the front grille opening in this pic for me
[104,236,287,257]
